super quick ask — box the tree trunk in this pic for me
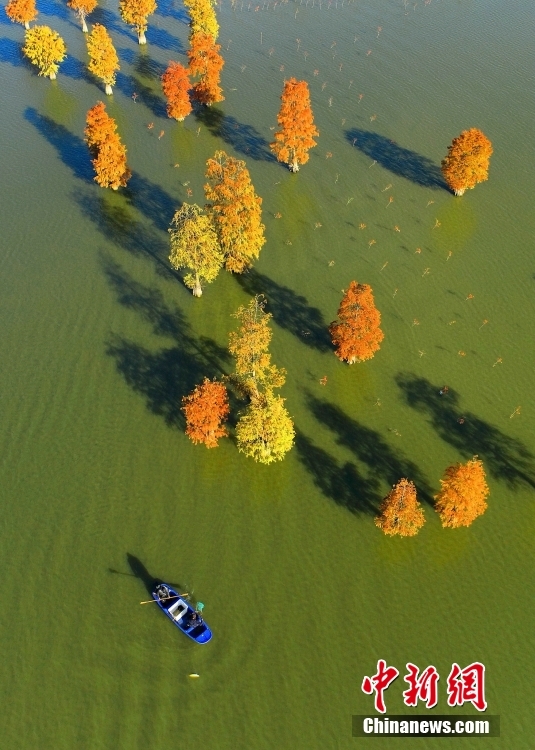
[82,18,88,33]
[105,83,113,95]
[289,159,299,172]
[112,186,119,191]
[49,72,57,80]
[192,274,202,297]
[138,30,147,44]
[454,188,465,196]
[24,20,30,29]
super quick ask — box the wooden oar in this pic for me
[140,593,190,605]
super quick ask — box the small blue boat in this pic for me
[152,583,212,644]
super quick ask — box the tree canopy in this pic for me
[5,0,37,29]
[435,456,490,528]
[168,202,224,297]
[84,102,131,190]
[271,78,318,172]
[184,0,219,40]
[182,378,229,447]
[86,24,119,94]
[205,150,266,273]
[187,31,224,106]
[119,0,156,44]
[441,128,493,196]
[161,61,192,121]
[375,479,425,537]
[329,281,384,364]
[22,26,66,79]
[236,391,294,464]
[67,0,97,32]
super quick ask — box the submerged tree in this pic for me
[435,456,489,528]
[375,479,425,537]
[86,24,119,95]
[161,61,192,121]
[329,281,384,364]
[205,150,266,273]
[84,102,131,190]
[168,203,223,297]
[67,0,97,33]
[228,295,285,400]
[236,391,294,464]
[271,78,318,172]
[441,128,493,196]
[182,378,229,448]
[119,0,156,44]
[187,31,224,106]
[184,0,219,40]
[22,26,66,79]
[5,0,37,30]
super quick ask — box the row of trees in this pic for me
[375,457,490,535]
[182,296,295,464]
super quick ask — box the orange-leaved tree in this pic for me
[182,378,229,448]
[329,281,384,364]
[161,61,192,121]
[184,0,218,40]
[434,456,489,528]
[271,78,318,172]
[86,24,119,95]
[375,479,425,537]
[22,26,66,79]
[204,150,266,273]
[228,295,285,400]
[119,0,156,44]
[5,0,37,29]
[187,31,224,106]
[84,102,131,190]
[168,203,223,297]
[441,128,493,196]
[67,0,97,33]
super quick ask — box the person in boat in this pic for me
[156,584,170,601]
[187,611,202,628]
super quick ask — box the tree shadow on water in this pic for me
[234,270,332,353]
[195,107,276,163]
[102,257,230,426]
[295,432,380,515]
[345,129,447,190]
[108,554,187,597]
[396,373,535,490]
[24,107,94,181]
[305,392,434,503]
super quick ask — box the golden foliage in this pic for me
[86,24,119,92]
[187,31,224,106]
[67,0,97,31]
[168,203,223,296]
[22,26,66,79]
[84,102,130,190]
[5,0,37,28]
[441,128,493,196]
[204,150,266,273]
[228,295,285,398]
[119,0,156,42]
[271,78,318,171]
[435,456,490,528]
[184,0,219,40]
[329,280,384,364]
[375,479,425,537]
[236,391,294,464]
[182,378,229,448]
[161,61,192,121]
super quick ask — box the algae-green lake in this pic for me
[1,0,534,746]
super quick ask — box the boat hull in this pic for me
[152,584,212,644]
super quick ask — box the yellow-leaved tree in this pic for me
[168,203,223,297]
[67,0,97,33]
[86,24,119,95]
[119,0,156,44]
[271,77,318,172]
[184,0,218,40]
[434,456,490,528]
[22,26,66,79]
[204,150,266,273]
[375,479,425,537]
[441,128,493,196]
[5,0,37,30]
[236,390,294,465]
